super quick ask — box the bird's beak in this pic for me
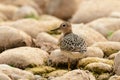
[51,27,60,31]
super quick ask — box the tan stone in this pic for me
[0,64,34,80]
[35,32,58,52]
[46,0,80,19]
[72,24,107,46]
[71,0,120,23]
[0,47,49,68]
[85,62,112,73]
[0,26,32,52]
[108,30,120,42]
[13,6,39,20]
[78,57,113,67]
[84,47,104,58]
[92,41,120,56]
[51,69,96,80]
[86,18,120,37]
[0,4,18,19]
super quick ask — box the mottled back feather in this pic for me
[60,33,87,53]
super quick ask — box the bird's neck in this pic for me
[63,31,72,36]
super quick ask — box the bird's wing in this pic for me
[60,34,87,53]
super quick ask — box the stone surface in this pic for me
[78,57,113,68]
[71,0,120,23]
[92,41,120,56]
[0,19,43,38]
[108,52,119,60]
[35,32,58,52]
[46,0,80,19]
[26,66,56,75]
[0,4,18,19]
[0,47,49,68]
[13,5,39,20]
[0,12,7,21]
[46,70,68,79]
[0,17,62,38]
[109,75,120,80]
[84,47,104,58]
[97,73,110,80]
[85,62,112,73]
[48,49,68,66]
[0,72,11,80]
[34,0,48,12]
[109,12,120,18]
[0,26,33,52]
[0,64,35,80]
[114,51,120,75]
[86,18,120,37]
[72,24,107,46]
[0,0,40,13]
[50,69,96,80]
[108,30,120,42]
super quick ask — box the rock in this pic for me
[92,42,120,56]
[108,52,119,60]
[109,12,120,18]
[46,70,68,79]
[0,47,49,68]
[35,32,58,52]
[26,66,56,75]
[0,19,44,38]
[50,69,96,80]
[0,72,11,80]
[114,51,120,75]
[84,47,104,58]
[71,0,120,23]
[0,26,32,52]
[39,14,63,22]
[38,15,63,32]
[78,57,113,68]
[0,4,18,20]
[18,79,29,80]
[85,62,112,73]
[10,19,44,38]
[72,24,107,46]
[34,0,48,12]
[0,12,7,21]
[36,32,58,45]
[108,30,120,42]
[97,73,110,80]
[34,75,47,80]
[86,18,120,37]
[13,6,39,20]
[109,75,120,80]
[0,0,40,13]
[45,0,80,19]
[48,49,68,66]
[0,17,62,38]
[0,64,35,80]
[38,21,63,32]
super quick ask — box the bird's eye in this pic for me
[62,24,66,27]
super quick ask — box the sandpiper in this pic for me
[51,22,87,70]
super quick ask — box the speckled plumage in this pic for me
[60,33,87,53]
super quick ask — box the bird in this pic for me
[51,22,87,70]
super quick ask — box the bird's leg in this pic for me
[68,58,71,71]
[77,61,80,69]
[77,59,80,69]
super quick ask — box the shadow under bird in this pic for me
[51,22,87,70]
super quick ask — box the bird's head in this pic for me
[51,22,72,34]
